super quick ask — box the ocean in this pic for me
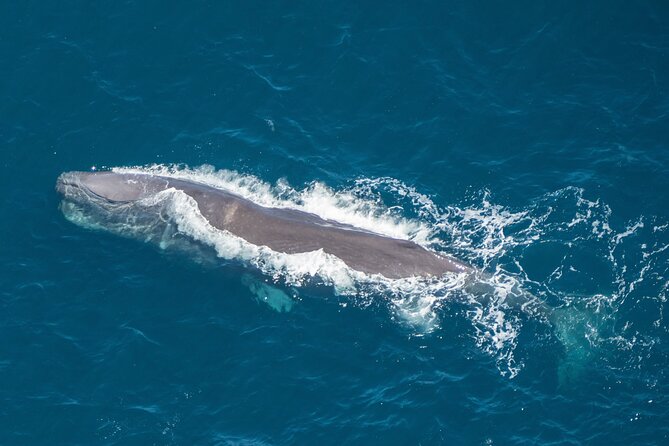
[1,1,668,444]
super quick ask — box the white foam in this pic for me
[100,165,541,377]
[75,165,665,380]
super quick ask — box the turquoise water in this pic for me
[2,1,669,444]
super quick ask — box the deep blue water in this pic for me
[2,1,669,444]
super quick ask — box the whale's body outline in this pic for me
[56,171,472,279]
[57,170,605,385]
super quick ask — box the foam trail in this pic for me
[96,165,542,377]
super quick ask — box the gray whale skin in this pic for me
[56,171,472,279]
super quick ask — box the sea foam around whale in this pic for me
[61,164,667,379]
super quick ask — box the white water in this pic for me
[61,164,667,379]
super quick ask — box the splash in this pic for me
[65,165,666,380]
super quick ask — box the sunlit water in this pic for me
[1,2,668,444]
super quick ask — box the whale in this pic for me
[56,170,606,384]
[56,171,472,279]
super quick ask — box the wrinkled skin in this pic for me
[56,171,472,279]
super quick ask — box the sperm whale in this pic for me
[56,171,472,279]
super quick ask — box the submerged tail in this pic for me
[550,300,612,386]
[464,273,612,385]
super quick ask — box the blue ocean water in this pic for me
[1,1,669,444]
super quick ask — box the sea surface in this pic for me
[1,1,668,444]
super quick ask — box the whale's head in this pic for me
[56,171,173,231]
[56,171,170,203]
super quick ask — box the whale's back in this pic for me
[168,177,471,279]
